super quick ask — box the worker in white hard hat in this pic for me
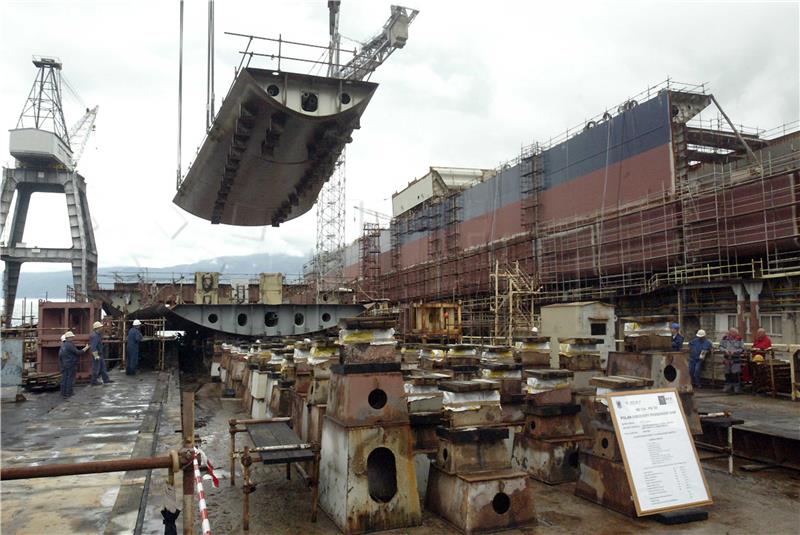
[531,326,539,334]
[126,320,144,375]
[89,320,114,385]
[688,329,713,388]
[59,331,82,398]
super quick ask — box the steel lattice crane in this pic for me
[314,2,418,300]
[67,105,98,171]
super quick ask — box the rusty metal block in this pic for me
[414,452,434,503]
[591,427,622,461]
[501,403,525,426]
[268,382,293,417]
[410,414,441,452]
[559,353,601,371]
[319,419,422,534]
[511,434,590,484]
[434,427,511,474]
[326,370,408,427]
[525,387,572,406]
[308,376,330,405]
[450,366,481,381]
[341,343,399,364]
[294,369,312,394]
[606,351,693,393]
[291,391,309,442]
[522,404,584,439]
[443,405,503,428]
[574,451,636,517]
[484,376,522,404]
[517,350,551,367]
[307,403,326,444]
[426,465,536,534]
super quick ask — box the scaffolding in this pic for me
[490,260,540,344]
[358,222,383,299]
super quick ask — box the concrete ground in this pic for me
[1,368,170,534]
[2,373,799,534]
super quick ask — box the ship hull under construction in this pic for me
[332,86,799,304]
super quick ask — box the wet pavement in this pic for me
[3,375,798,534]
[1,369,169,534]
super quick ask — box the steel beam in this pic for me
[168,303,364,336]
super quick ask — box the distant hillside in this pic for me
[1,252,309,300]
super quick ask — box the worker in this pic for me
[670,322,684,351]
[59,331,83,398]
[720,327,745,394]
[89,321,114,385]
[126,319,144,375]
[751,328,772,362]
[688,329,712,388]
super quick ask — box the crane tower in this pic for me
[314,2,418,299]
[0,57,99,325]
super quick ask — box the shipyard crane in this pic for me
[353,204,391,224]
[314,2,418,298]
[2,58,98,324]
[67,105,98,171]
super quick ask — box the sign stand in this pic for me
[607,387,712,517]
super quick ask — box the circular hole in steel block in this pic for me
[567,451,580,468]
[340,92,351,104]
[321,312,331,322]
[237,313,248,326]
[322,293,329,302]
[207,313,218,324]
[301,92,318,112]
[492,492,511,515]
[663,364,677,382]
[601,437,609,449]
[368,388,387,410]
[265,312,278,327]
[367,447,397,503]
[294,313,304,326]
[529,421,536,431]
[266,84,280,97]
[442,448,449,461]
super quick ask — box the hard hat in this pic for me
[531,326,539,333]
[64,331,75,339]
[752,354,765,363]
[696,329,706,337]
[60,334,66,342]
[133,319,142,326]
[671,322,680,329]
[93,321,103,329]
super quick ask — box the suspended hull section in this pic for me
[173,68,378,226]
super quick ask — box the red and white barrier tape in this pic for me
[192,448,217,535]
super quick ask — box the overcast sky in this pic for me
[1,0,798,277]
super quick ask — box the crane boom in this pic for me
[334,5,419,81]
[67,105,98,171]
[353,204,391,223]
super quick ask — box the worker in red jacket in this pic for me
[752,328,773,358]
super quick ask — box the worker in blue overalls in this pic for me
[670,323,685,350]
[126,319,144,375]
[59,331,83,398]
[90,321,114,385]
[688,329,713,388]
